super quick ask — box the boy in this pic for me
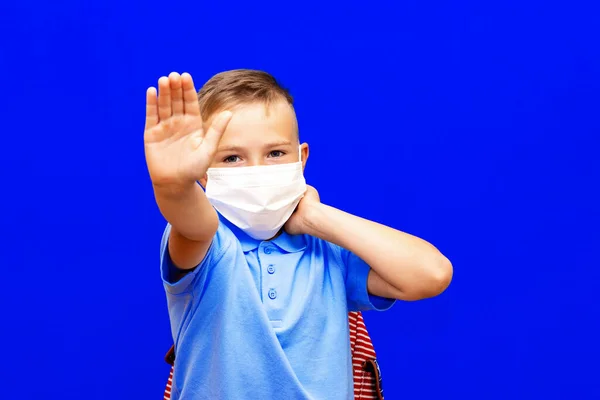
[144,70,452,399]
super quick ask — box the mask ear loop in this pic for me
[298,145,302,163]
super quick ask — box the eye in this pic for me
[268,150,285,158]
[223,155,241,163]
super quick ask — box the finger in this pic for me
[169,72,184,115]
[201,111,233,150]
[157,76,172,120]
[145,87,159,130]
[182,73,201,116]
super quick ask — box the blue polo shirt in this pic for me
[160,214,395,400]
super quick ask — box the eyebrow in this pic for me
[216,145,245,153]
[217,140,293,153]
[264,140,293,148]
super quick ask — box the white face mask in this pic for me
[205,147,307,240]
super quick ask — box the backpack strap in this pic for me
[363,358,385,400]
[164,345,175,366]
[349,311,385,400]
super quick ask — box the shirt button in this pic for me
[264,247,273,255]
[268,289,277,299]
[267,265,275,274]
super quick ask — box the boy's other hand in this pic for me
[285,185,320,236]
[144,72,233,190]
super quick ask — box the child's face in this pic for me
[200,101,309,185]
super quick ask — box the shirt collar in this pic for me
[219,214,307,253]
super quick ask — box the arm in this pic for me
[144,72,232,270]
[291,188,452,301]
[153,182,218,270]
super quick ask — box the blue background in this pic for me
[1,1,599,399]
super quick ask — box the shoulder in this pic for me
[161,219,237,263]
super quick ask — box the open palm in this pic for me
[144,72,232,188]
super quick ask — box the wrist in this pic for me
[301,202,330,239]
[153,180,200,200]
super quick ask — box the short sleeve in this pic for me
[337,246,396,312]
[160,221,234,295]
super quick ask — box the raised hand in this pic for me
[144,72,232,189]
[284,185,320,236]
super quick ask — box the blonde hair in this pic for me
[197,69,294,120]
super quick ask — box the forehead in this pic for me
[218,101,298,148]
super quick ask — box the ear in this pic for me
[300,142,309,171]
